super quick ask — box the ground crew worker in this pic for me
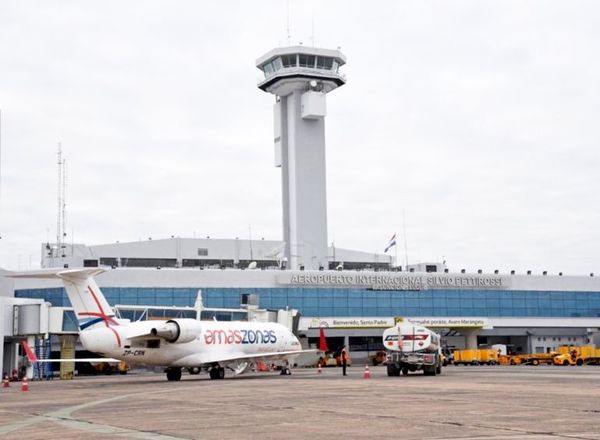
[341,345,348,376]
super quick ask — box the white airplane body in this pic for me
[12,268,311,381]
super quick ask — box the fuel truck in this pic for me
[383,323,443,376]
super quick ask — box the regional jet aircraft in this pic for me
[11,268,311,381]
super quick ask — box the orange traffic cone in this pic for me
[317,363,322,374]
[2,374,9,388]
[21,376,29,392]
[363,365,371,379]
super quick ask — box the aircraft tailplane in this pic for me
[10,268,118,331]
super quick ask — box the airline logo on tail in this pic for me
[77,285,121,347]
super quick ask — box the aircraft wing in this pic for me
[176,349,316,366]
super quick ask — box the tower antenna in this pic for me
[56,144,67,259]
[62,156,68,257]
[286,0,291,45]
[310,0,317,47]
[56,143,62,257]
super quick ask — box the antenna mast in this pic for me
[286,0,291,45]
[56,144,67,258]
[62,156,68,257]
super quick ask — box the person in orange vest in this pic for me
[341,345,348,376]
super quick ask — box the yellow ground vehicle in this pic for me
[440,352,447,366]
[502,352,558,365]
[478,349,499,365]
[92,361,129,374]
[453,349,480,365]
[369,351,387,366]
[317,353,352,367]
[553,353,578,366]
[524,353,558,365]
[498,354,512,365]
[453,349,498,365]
[554,345,600,366]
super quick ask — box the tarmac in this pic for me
[1,365,599,440]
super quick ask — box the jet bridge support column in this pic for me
[59,335,76,380]
[461,329,480,350]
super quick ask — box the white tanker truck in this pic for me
[383,323,443,376]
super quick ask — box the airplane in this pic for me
[11,268,313,381]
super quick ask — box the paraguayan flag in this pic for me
[384,234,397,253]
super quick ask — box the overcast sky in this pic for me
[0,1,598,275]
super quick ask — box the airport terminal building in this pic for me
[8,239,600,361]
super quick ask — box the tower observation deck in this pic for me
[256,46,346,270]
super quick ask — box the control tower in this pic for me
[256,46,346,270]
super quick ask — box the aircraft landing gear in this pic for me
[209,366,225,380]
[279,362,292,376]
[166,367,182,381]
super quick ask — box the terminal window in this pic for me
[197,248,208,256]
[99,257,118,266]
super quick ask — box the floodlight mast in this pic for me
[256,46,346,270]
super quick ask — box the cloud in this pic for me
[0,1,598,275]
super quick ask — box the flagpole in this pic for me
[402,212,409,270]
[394,231,398,270]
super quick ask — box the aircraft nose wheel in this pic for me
[280,367,291,375]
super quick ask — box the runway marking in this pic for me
[0,389,185,439]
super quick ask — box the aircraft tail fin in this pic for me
[10,268,118,331]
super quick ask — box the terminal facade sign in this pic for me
[304,317,395,329]
[279,273,506,291]
[396,317,492,329]
[300,316,491,330]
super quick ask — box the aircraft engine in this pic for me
[151,319,202,344]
